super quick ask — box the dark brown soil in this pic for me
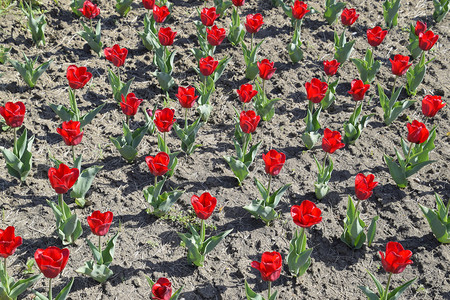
[0,0,449,299]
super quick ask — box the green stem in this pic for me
[383,273,393,300]
[353,101,358,116]
[98,235,102,253]
[154,176,158,188]
[267,175,272,196]
[90,18,92,32]
[250,33,254,51]
[184,108,188,129]
[322,153,329,172]
[200,219,205,244]
[13,127,17,155]
[355,199,361,213]
[308,100,314,116]
[391,76,397,95]
[58,194,66,219]
[268,281,272,299]
[3,258,6,276]
[405,142,413,165]
[163,46,167,70]
[117,66,121,84]
[262,80,266,99]
[163,132,167,152]
[126,115,130,129]
[203,76,207,96]
[242,133,250,162]
[72,145,75,164]
[48,278,53,300]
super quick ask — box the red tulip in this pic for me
[0,101,25,128]
[79,0,100,19]
[389,54,412,77]
[348,79,370,101]
[145,152,170,177]
[290,200,322,228]
[48,163,80,194]
[104,44,128,68]
[414,20,427,36]
[35,246,70,278]
[262,149,286,176]
[251,251,282,282]
[257,59,276,80]
[322,128,345,154]
[176,86,199,109]
[199,56,218,77]
[232,0,245,7]
[152,277,172,300]
[245,13,264,34]
[419,30,439,51]
[153,108,176,133]
[121,93,143,117]
[379,241,413,274]
[422,95,446,118]
[142,0,155,10]
[66,65,92,89]
[0,226,22,259]
[57,120,83,146]
[406,120,429,144]
[323,59,340,76]
[206,25,226,46]
[366,26,388,47]
[305,78,328,103]
[200,7,219,27]
[237,84,258,103]
[355,173,378,200]
[240,110,261,134]
[87,210,113,236]
[191,192,217,220]
[341,8,359,26]
[153,5,170,23]
[158,27,177,46]
[291,0,310,20]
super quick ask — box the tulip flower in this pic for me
[390,54,412,77]
[0,226,22,259]
[200,7,219,27]
[415,20,427,36]
[341,8,359,26]
[348,79,370,102]
[120,93,144,126]
[66,65,92,90]
[199,56,218,77]
[87,210,113,237]
[322,128,345,154]
[251,252,282,298]
[151,277,172,300]
[407,120,429,145]
[232,0,245,7]
[291,200,322,228]
[245,13,264,34]
[79,0,100,20]
[355,173,378,201]
[419,30,439,51]
[239,110,260,134]
[145,151,170,186]
[104,44,128,68]
[323,59,340,77]
[422,95,446,118]
[305,78,328,104]
[206,25,226,47]
[0,101,25,129]
[153,5,170,23]
[158,27,177,46]
[366,26,388,47]
[142,0,154,10]
[257,59,276,97]
[191,192,217,220]
[57,120,83,161]
[236,84,258,107]
[262,149,286,177]
[291,0,310,20]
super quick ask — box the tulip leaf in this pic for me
[384,155,407,188]
[301,131,321,149]
[54,278,74,300]
[78,20,102,56]
[228,8,244,46]
[169,286,184,300]
[254,177,269,200]
[0,129,34,182]
[387,277,417,300]
[76,261,113,283]
[173,118,203,155]
[80,103,105,128]
[358,285,380,300]
[223,155,249,185]
[102,232,119,266]
[71,165,103,207]
[154,190,183,217]
[202,229,232,256]
[433,0,449,22]
[177,229,204,267]
[243,199,278,223]
[288,229,312,277]
[383,0,401,29]
[7,274,42,299]
[86,238,102,263]
[288,42,303,63]
[324,0,346,25]
[406,53,426,96]
[268,183,291,208]
[366,215,379,247]
[155,71,175,91]
[115,0,133,17]
[49,104,73,122]
[34,291,49,300]
[245,280,264,300]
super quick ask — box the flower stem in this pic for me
[391,76,397,95]
[383,272,393,300]
[405,142,413,165]
[250,33,254,50]
[268,281,272,299]
[242,133,250,162]
[98,235,102,253]
[163,132,167,152]
[322,153,329,172]
[154,176,158,188]
[262,80,266,99]
[117,66,121,84]
[3,258,7,275]
[184,108,188,129]
[90,18,93,32]
[48,278,53,300]
[267,175,272,196]
[58,194,66,219]
[203,76,207,96]
[13,127,17,155]
[200,219,205,244]
[355,199,361,213]
[126,115,130,129]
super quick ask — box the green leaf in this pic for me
[54,278,74,300]
[70,165,103,206]
[419,201,450,243]
[203,229,232,255]
[387,277,417,300]
[102,232,119,266]
[86,238,102,263]
[384,154,408,188]
[367,215,379,247]
[245,280,264,300]
[223,155,249,185]
[358,285,380,300]
[49,104,73,122]
[324,1,346,25]
[268,183,291,208]
[80,103,105,128]
[76,261,113,283]
[8,274,42,299]
[367,269,384,296]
